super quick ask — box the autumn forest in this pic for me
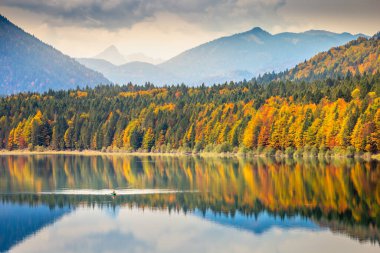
[1,73,379,156]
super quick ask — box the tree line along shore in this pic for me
[0,74,379,157]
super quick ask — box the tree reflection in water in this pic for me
[0,155,379,245]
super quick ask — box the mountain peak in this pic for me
[97,45,121,56]
[246,27,271,36]
[94,45,126,65]
[373,32,380,40]
[250,27,264,32]
[104,45,119,53]
[234,27,271,40]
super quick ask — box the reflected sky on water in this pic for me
[0,154,379,252]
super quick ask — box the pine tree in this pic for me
[142,128,155,151]
[7,129,15,150]
[130,128,142,150]
[64,127,73,150]
[52,125,59,150]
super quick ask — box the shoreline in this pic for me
[0,149,239,158]
[0,149,379,160]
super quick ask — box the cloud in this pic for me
[0,0,286,30]
[1,0,378,60]
[63,230,154,253]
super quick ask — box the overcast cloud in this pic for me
[0,0,378,59]
[0,0,286,30]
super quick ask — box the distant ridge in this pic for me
[94,45,126,65]
[92,45,164,66]
[1,12,370,90]
[76,58,178,85]
[79,27,365,86]
[0,14,109,94]
[157,27,364,85]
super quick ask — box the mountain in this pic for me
[94,45,126,65]
[92,46,164,65]
[125,53,164,65]
[158,27,365,85]
[0,202,71,252]
[0,15,109,95]
[117,62,177,85]
[195,210,318,235]
[284,34,380,80]
[80,27,365,86]
[77,58,177,85]
[76,58,116,76]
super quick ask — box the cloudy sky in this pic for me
[1,0,379,60]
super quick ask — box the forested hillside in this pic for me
[1,74,379,155]
[257,34,379,83]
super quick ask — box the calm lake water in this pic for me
[0,155,379,253]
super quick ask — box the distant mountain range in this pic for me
[94,45,126,66]
[160,28,366,85]
[76,58,177,85]
[92,45,164,65]
[0,13,374,93]
[0,15,109,95]
[79,27,366,85]
[195,210,319,235]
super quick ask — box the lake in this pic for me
[0,154,379,253]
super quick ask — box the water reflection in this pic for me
[0,202,70,252]
[0,155,379,252]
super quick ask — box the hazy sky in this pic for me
[1,0,379,60]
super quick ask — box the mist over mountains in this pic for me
[0,13,370,94]
[79,27,365,86]
[92,45,164,65]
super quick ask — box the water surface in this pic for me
[0,155,379,252]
